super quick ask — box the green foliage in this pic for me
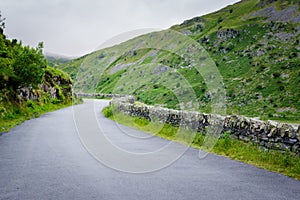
[12,42,47,88]
[0,26,47,89]
[26,100,35,108]
[45,65,72,82]
[0,11,5,32]
[0,31,14,88]
[102,106,113,118]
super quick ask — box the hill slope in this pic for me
[59,0,300,122]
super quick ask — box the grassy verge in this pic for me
[0,98,82,133]
[102,106,300,180]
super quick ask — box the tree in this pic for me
[0,11,5,34]
[12,42,47,88]
[0,28,14,89]
[0,11,47,90]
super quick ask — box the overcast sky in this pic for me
[1,0,240,57]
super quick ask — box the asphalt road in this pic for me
[0,99,299,200]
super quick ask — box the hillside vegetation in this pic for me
[0,14,75,132]
[60,0,300,123]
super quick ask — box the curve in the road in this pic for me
[0,99,299,200]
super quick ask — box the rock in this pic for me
[284,138,298,145]
[267,127,277,138]
[239,135,250,142]
[261,137,269,142]
[278,123,290,137]
[297,126,300,141]
[152,65,169,75]
[217,29,240,41]
[275,137,282,143]
[252,5,300,23]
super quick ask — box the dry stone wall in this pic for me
[111,99,300,156]
[76,93,134,103]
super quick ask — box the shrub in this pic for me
[217,16,223,23]
[51,98,61,104]
[273,72,280,78]
[26,100,35,108]
[102,106,113,118]
[256,85,263,90]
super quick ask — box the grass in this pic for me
[0,98,82,133]
[102,105,300,180]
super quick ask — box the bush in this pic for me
[256,85,263,90]
[51,98,61,104]
[273,72,280,78]
[102,106,113,118]
[26,100,35,108]
[279,85,285,91]
[217,16,223,23]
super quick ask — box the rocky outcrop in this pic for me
[111,98,300,156]
[43,68,72,100]
[17,67,72,102]
[217,29,240,40]
[252,5,300,23]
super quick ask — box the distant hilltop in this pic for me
[58,0,300,123]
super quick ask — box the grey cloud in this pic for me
[0,0,240,57]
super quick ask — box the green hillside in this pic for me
[59,0,300,122]
[45,53,73,68]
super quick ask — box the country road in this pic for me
[0,99,299,200]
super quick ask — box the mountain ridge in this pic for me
[59,0,300,122]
